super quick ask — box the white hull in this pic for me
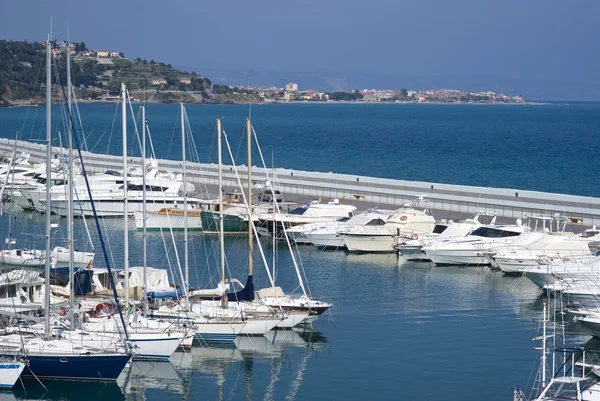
[0,362,24,388]
[342,233,395,253]
[84,318,184,360]
[134,210,202,231]
[52,247,95,268]
[427,249,490,265]
[49,198,202,218]
[308,232,345,248]
[397,246,429,261]
[275,312,310,328]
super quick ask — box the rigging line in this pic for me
[61,84,129,342]
[90,129,109,153]
[143,117,186,300]
[165,109,180,161]
[106,102,120,156]
[221,128,277,290]
[250,125,310,297]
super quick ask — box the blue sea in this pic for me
[2,102,599,196]
[0,102,598,401]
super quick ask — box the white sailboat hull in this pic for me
[133,210,202,231]
[0,362,24,388]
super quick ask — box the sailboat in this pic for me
[0,37,131,382]
[127,103,246,345]
[80,85,188,360]
[190,118,315,329]
[188,118,284,334]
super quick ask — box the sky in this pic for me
[1,0,599,85]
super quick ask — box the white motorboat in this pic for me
[256,199,357,237]
[493,232,599,275]
[396,211,497,261]
[340,197,436,253]
[292,209,394,248]
[22,167,200,217]
[422,222,526,265]
[523,255,600,289]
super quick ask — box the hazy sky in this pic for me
[1,0,599,84]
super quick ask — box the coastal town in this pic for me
[1,40,526,106]
[255,82,526,104]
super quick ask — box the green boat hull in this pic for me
[201,211,248,233]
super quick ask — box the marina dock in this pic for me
[2,137,598,226]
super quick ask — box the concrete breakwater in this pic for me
[1,137,599,226]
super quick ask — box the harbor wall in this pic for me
[2,138,599,226]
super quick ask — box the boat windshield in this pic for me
[365,218,387,226]
[581,230,600,238]
[289,206,308,215]
[471,227,520,238]
[432,224,448,234]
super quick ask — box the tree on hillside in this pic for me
[400,88,408,97]
[119,52,125,58]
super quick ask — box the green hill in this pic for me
[0,40,263,106]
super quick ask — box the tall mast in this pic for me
[246,118,253,277]
[181,103,188,303]
[217,119,225,285]
[142,105,147,318]
[122,82,129,311]
[44,37,52,339]
[67,40,75,329]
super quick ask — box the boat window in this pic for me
[104,170,121,176]
[7,285,16,298]
[432,224,448,234]
[338,217,350,223]
[478,215,495,225]
[366,218,387,226]
[471,227,520,238]
[0,286,5,298]
[1,168,29,175]
[581,230,600,238]
[289,206,308,215]
[23,172,37,177]
[126,184,169,192]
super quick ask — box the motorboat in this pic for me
[256,199,356,237]
[287,209,394,248]
[396,211,497,261]
[493,232,599,275]
[340,197,435,253]
[422,221,527,265]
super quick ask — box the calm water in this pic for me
[0,206,545,401]
[0,102,597,400]
[1,102,599,196]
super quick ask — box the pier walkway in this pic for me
[1,138,599,226]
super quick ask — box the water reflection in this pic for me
[133,327,327,401]
[12,379,124,401]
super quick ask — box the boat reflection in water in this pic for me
[12,379,124,401]
[166,327,328,401]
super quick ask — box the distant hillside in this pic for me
[0,40,263,107]
[195,67,600,101]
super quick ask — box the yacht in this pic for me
[340,197,435,253]
[396,211,497,261]
[422,221,526,265]
[299,209,394,248]
[256,199,356,237]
